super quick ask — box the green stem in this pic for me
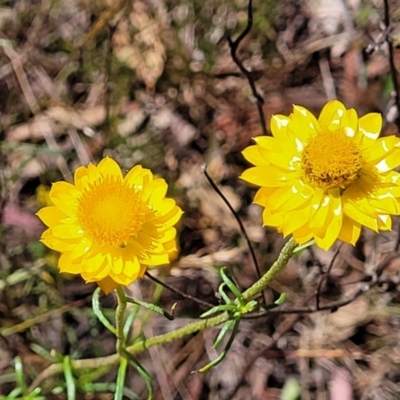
[124,238,297,355]
[29,238,298,389]
[242,237,297,301]
[126,311,229,355]
[114,357,128,400]
[115,287,127,352]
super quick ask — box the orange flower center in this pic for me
[77,178,146,247]
[301,130,363,190]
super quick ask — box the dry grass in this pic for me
[1,0,400,399]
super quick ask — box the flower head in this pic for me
[240,100,400,250]
[37,157,182,293]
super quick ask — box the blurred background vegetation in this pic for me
[1,0,400,399]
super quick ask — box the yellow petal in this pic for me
[242,145,269,166]
[380,171,400,185]
[281,206,311,235]
[314,191,342,250]
[146,179,168,207]
[254,136,287,154]
[362,136,399,163]
[343,201,378,231]
[81,261,111,282]
[309,187,325,220]
[86,163,103,184]
[51,224,83,239]
[80,252,106,272]
[97,276,118,294]
[97,157,123,180]
[262,208,284,227]
[377,214,391,230]
[122,257,142,279]
[342,108,358,138]
[338,216,361,245]
[240,166,292,187]
[154,204,183,226]
[36,206,68,227]
[290,105,320,141]
[267,149,301,170]
[253,187,276,206]
[49,182,80,217]
[292,225,314,245]
[69,237,93,259]
[141,168,153,185]
[41,230,77,252]
[375,150,400,172]
[111,257,124,275]
[318,100,347,130]
[125,165,144,186]
[74,165,89,188]
[369,193,400,214]
[358,113,382,140]
[143,252,170,266]
[270,114,290,141]
[310,194,331,229]
[286,121,312,151]
[266,182,313,212]
[59,252,82,274]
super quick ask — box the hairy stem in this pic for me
[29,238,297,389]
[115,287,127,352]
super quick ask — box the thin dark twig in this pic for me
[227,0,267,135]
[244,285,366,318]
[202,165,266,307]
[125,297,175,320]
[383,0,400,133]
[144,271,214,309]
[395,226,400,251]
[365,25,392,54]
[315,244,342,310]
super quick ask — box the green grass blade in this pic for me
[114,357,128,400]
[92,287,117,335]
[63,355,76,400]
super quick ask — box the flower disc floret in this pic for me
[301,129,363,190]
[77,179,146,247]
[240,100,400,250]
[37,157,183,293]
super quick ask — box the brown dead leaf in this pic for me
[112,1,166,92]
[6,106,106,142]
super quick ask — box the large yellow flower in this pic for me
[240,100,400,250]
[37,157,182,293]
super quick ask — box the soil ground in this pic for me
[1,1,400,399]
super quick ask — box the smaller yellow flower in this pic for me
[240,100,400,250]
[36,184,53,207]
[37,157,182,293]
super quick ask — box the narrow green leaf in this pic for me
[92,287,117,335]
[213,319,235,349]
[63,355,76,400]
[14,356,28,397]
[125,297,174,320]
[220,267,244,303]
[275,292,286,305]
[124,351,153,400]
[200,304,236,318]
[123,304,140,338]
[114,357,128,400]
[218,283,232,305]
[293,240,315,254]
[199,319,240,372]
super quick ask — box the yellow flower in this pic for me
[37,157,183,293]
[240,100,400,250]
[36,184,53,207]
